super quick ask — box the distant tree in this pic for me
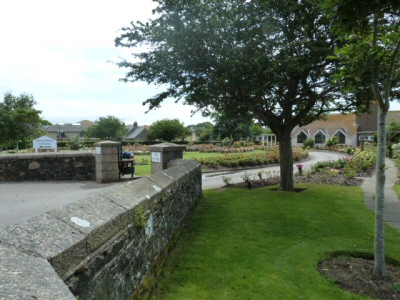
[189,121,214,142]
[198,128,214,142]
[249,124,267,142]
[0,92,49,149]
[85,115,126,140]
[212,113,251,142]
[147,118,188,142]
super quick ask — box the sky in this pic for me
[0,0,212,127]
[2,2,400,129]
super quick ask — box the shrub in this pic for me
[326,136,339,147]
[303,138,314,149]
[222,176,233,185]
[68,136,83,150]
[221,137,232,146]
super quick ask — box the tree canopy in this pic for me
[0,92,49,149]
[147,118,188,142]
[116,0,343,191]
[85,115,127,140]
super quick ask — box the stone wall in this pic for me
[0,159,202,300]
[0,151,95,181]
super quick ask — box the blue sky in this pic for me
[0,0,212,126]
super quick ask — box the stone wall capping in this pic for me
[102,177,164,213]
[147,142,186,152]
[48,194,129,253]
[0,213,87,278]
[168,159,199,177]
[0,243,76,299]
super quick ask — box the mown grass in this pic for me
[134,151,267,177]
[151,184,400,300]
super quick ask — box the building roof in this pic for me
[45,121,93,133]
[292,113,358,137]
[126,127,147,140]
[388,111,400,123]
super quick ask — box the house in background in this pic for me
[125,121,149,141]
[45,120,95,139]
[291,104,400,147]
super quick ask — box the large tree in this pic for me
[85,115,127,140]
[323,0,400,278]
[147,118,188,142]
[0,92,49,149]
[116,0,343,191]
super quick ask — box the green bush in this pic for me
[303,138,314,149]
[325,136,339,147]
[68,136,83,150]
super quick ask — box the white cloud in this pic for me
[0,0,212,126]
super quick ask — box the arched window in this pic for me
[335,131,346,144]
[315,132,326,144]
[297,132,307,143]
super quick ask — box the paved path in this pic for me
[1,152,399,231]
[201,151,348,190]
[0,181,121,229]
[0,151,344,229]
[361,158,400,231]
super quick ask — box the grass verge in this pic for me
[151,184,400,299]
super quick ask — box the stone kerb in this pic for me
[0,159,202,300]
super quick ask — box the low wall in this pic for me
[0,159,202,299]
[0,151,95,181]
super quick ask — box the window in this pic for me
[335,131,346,144]
[297,132,307,143]
[315,132,326,144]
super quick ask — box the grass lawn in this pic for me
[151,184,400,299]
[134,150,267,177]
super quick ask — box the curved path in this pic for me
[0,151,347,229]
[202,150,348,190]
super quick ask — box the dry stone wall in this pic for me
[0,151,95,181]
[0,159,202,300]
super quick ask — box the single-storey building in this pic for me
[44,120,95,140]
[291,104,400,147]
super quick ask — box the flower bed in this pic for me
[123,145,150,156]
[194,146,309,169]
[186,144,255,153]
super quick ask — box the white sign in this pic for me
[33,136,57,152]
[151,152,162,163]
[96,147,101,154]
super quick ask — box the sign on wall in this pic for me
[151,152,162,163]
[32,136,57,153]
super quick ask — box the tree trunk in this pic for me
[374,105,387,278]
[277,130,294,192]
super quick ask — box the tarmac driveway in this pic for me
[0,151,347,229]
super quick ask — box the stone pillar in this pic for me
[148,142,186,174]
[94,141,120,183]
